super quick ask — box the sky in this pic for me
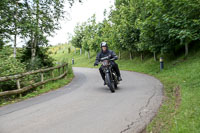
[48,0,115,46]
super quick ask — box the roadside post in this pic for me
[160,57,164,70]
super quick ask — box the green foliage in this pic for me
[71,15,100,53]
[0,46,26,91]
[0,46,26,76]
[71,24,84,49]
[0,39,4,49]
[0,0,82,60]
[0,45,54,91]
[70,0,200,58]
[21,42,54,70]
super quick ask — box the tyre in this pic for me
[112,72,118,89]
[114,82,117,89]
[105,73,115,93]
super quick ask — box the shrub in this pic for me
[0,46,26,91]
[21,44,54,71]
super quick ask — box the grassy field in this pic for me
[49,44,200,133]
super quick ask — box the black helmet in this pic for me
[100,42,108,48]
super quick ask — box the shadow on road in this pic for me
[96,86,123,93]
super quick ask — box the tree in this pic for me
[0,0,10,45]
[71,15,99,58]
[164,0,200,56]
[71,24,84,49]
[111,0,140,60]
[70,0,200,60]
[19,0,66,62]
[0,0,83,59]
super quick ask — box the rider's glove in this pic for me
[94,62,98,66]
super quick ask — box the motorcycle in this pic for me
[99,56,119,93]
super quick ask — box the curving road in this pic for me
[0,67,163,133]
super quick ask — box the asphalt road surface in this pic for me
[0,67,163,133]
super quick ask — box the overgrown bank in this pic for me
[0,43,75,106]
[0,65,74,107]
[50,44,200,133]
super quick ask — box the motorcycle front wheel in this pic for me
[105,73,115,93]
[114,82,117,89]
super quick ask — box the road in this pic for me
[0,67,163,133]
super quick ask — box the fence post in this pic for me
[41,73,44,89]
[17,79,21,89]
[66,64,68,73]
[160,57,164,70]
[58,68,61,76]
[63,65,65,74]
[17,79,22,97]
[41,73,44,82]
[51,70,54,78]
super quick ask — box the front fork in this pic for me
[105,68,113,80]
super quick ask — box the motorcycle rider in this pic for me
[94,42,122,85]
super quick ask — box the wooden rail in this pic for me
[0,63,68,97]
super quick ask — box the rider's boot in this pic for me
[104,80,106,85]
[117,76,122,81]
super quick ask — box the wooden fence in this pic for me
[0,63,68,97]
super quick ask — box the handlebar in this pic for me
[94,56,116,66]
[97,57,115,65]
[100,56,116,61]
[100,56,109,61]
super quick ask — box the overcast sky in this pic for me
[48,0,115,46]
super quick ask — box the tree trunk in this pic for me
[85,51,87,56]
[88,51,90,59]
[185,43,188,56]
[31,37,36,62]
[32,0,39,62]
[14,34,17,58]
[141,53,143,61]
[13,2,17,58]
[118,51,121,60]
[68,47,71,53]
[30,32,35,62]
[130,52,132,60]
[80,48,82,55]
[31,47,35,62]
[153,52,157,61]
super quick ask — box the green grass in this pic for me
[50,44,200,133]
[0,65,74,107]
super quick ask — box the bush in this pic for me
[0,46,26,91]
[21,43,54,71]
[24,56,44,71]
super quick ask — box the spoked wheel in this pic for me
[105,73,115,93]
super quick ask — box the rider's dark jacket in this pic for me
[95,49,118,64]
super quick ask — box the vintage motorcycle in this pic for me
[99,56,119,93]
